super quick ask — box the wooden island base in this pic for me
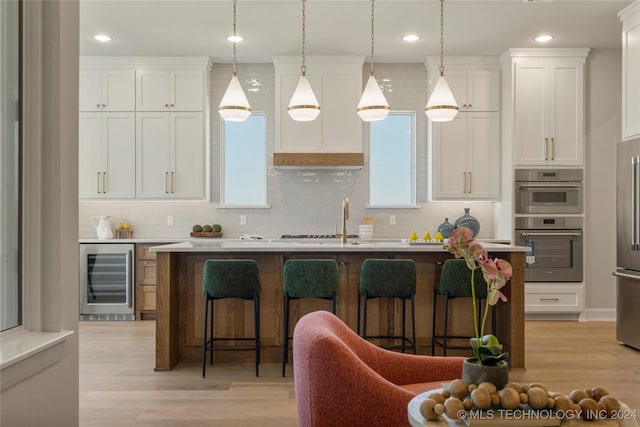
[153,245,525,371]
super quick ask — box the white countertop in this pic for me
[149,239,528,253]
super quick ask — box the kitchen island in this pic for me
[151,240,528,370]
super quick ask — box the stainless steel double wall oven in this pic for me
[515,169,584,282]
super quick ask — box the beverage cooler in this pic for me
[79,243,135,320]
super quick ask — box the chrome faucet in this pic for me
[341,198,349,245]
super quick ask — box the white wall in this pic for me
[1,1,80,425]
[79,63,495,241]
[584,49,621,320]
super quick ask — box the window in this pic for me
[221,113,267,206]
[369,112,416,207]
[1,0,22,332]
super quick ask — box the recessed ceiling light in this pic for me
[227,35,244,43]
[93,34,112,42]
[534,34,555,43]
[402,34,421,43]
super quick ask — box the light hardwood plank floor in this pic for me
[79,320,639,426]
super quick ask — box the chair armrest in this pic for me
[373,352,465,386]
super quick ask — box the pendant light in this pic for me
[219,0,252,122]
[288,0,320,122]
[357,0,390,122]
[425,0,458,122]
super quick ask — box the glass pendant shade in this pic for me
[219,75,252,122]
[357,75,390,122]
[425,75,458,122]
[288,75,320,121]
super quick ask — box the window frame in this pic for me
[367,110,418,208]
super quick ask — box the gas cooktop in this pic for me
[280,234,359,239]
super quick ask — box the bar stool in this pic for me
[282,258,339,377]
[202,259,261,377]
[357,259,417,354]
[431,258,496,356]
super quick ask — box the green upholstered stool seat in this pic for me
[282,259,339,376]
[357,259,417,354]
[431,258,496,356]
[202,259,261,377]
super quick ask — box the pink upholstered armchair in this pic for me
[293,311,465,427]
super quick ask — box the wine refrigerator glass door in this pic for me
[80,244,134,316]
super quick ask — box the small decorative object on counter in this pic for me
[359,224,373,240]
[191,223,223,238]
[115,219,133,239]
[454,208,480,237]
[90,215,113,240]
[359,216,375,240]
[437,217,455,238]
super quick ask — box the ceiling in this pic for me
[79,0,632,63]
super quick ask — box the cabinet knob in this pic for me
[170,103,175,107]
[102,103,106,107]
[463,104,467,108]
[165,104,169,107]
[96,103,100,108]
[468,104,472,108]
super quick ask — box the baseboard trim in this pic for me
[582,308,616,321]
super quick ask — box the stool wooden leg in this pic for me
[401,298,407,353]
[362,293,368,339]
[443,293,449,356]
[411,294,416,355]
[202,296,209,378]
[282,293,289,377]
[254,292,260,377]
[331,292,336,315]
[431,290,438,356]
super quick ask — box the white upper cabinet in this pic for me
[506,49,589,167]
[79,69,135,111]
[136,69,204,111]
[430,113,500,200]
[426,58,501,200]
[79,112,136,199]
[620,2,640,141]
[136,112,204,199]
[273,56,364,156]
[442,68,499,112]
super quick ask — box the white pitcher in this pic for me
[90,215,113,240]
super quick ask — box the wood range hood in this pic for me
[273,152,364,169]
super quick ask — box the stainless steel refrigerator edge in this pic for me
[615,138,640,350]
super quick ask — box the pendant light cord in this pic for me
[301,0,307,76]
[232,0,238,76]
[369,0,375,76]
[439,0,445,77]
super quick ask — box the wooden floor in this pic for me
[79,320,640,426]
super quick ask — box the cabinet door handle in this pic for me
[102,172,107,193]
[171,171,175,193]
[97,172,101,194]
[463,172,467,193]
[96,103,100,108]
[539,298,559,302]
[165,172,169,193]
[170,103,175,107]
[165,103,169,108]
[468,104,472,108]
[102,103,106,107]
[545,138,549,160]
[468,171,472,194]
[551,137,555,160]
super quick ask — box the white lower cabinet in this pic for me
[429,112,500,200]
[524,283,584,313]
[79,112,135,199]
[136,112,204,199]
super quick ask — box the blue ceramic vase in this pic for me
[437,218,455,238]
[454,208,480,237]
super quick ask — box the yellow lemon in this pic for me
[409,231,418,242]
[423,232,432,241]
